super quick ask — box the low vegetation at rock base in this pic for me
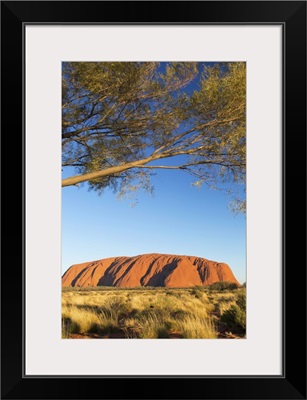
[62,285,246,339]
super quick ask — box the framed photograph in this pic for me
[1,1,306,399]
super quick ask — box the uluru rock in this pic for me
[62,253,240,288]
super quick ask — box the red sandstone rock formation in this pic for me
[62,253,240,288]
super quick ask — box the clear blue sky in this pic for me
[62,168,246,284]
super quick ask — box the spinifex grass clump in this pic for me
[62,287,246,339]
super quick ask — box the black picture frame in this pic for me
[1,1,306,399]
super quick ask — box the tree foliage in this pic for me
[62,62,246,210]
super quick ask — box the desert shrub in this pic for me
[88,322,103,334]
[99,324,122,335]
[236,291,246,310]
[221,290,246,333]
[221,305,245,333]
[208,282,238,292]
[216,300,235,315]
[62,317,80,337]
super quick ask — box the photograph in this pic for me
[61,61,246,339]
[1,0,306,398]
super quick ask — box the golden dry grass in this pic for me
[62,287,245,339]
